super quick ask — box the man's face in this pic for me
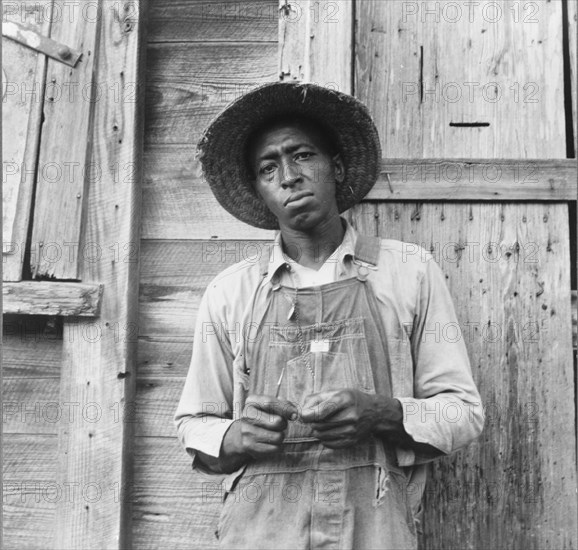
[249,122,344,231]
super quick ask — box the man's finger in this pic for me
[317,438,353,449]
[244,395,299,421]
[300,391,346,423]
[308,419,348,432]
[243,408,288,431]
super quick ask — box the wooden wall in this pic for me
[2,1,576,549]
[136,0,577,548]
[353,1,576,547]
[3,315,62,548]
[133,2,278,548]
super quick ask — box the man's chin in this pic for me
[280,211,335,232]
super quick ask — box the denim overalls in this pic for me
[218,235,417,550]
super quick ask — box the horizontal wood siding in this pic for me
[148,0,278,43]
[133,437,222,549]
[143,45,278,239]
[3,435,58,550]
[2,317,61,549]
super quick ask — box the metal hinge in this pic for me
[2,21,81,67]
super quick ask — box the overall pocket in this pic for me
[268,316,376,405]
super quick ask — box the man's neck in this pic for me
[279,215,346,270]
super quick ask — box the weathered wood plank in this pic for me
[3,281,103,316]
[142,149,576,241]
[132,436,222,550]
[278,0,307,82]
[355,3,576,548]
[135,378,184,437]
[367,159,577,201]
[3,20,82,66]
[137,239,578,373]
[139,239,268,339]
[148,0,278,43]
[3,329,62,378]
[144,43,278,145]
[30,0,102,279]
[568,290,578,352]
[356,0,567,159]
[568,0,577,155]
[55,1,147,548]
[138,339,192,378]
[279,0,353,92]
[3,434,58,550]
[2,378,60,434]
[354,201,577,549]
[2,1,51,281]
[142,144,274,240]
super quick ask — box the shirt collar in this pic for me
[263,217,358,285]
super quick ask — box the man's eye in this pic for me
[295,152,314,161]
[260,164,276,175]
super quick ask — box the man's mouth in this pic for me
[284,191,314,207]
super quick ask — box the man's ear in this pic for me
[333,154,345,183]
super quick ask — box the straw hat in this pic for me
[197,82,381,230]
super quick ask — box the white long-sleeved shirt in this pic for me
[174,220,484,507]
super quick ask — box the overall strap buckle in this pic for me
[352,235,381,282]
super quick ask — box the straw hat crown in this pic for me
[197,82,382,230]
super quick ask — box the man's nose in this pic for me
[280,160,301,189]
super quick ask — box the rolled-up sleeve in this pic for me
[396,254,484,464]
[174,284,236,463]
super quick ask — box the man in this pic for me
[175,82,484,549]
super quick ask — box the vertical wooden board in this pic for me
[2,1,52,281]
[356,0,567,158]
[30,0,102,279]
[568,0,577,155]
[308,0,353,92]
[132,436,222,550]
[279,0,309,82]
[279,0,353,92]
[55,1,147,548]
[372,202,576,549]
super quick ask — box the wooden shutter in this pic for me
[2,1,147,548]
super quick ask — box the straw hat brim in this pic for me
[197,82,382,230]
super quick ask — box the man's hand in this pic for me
[221,395,299,462]
[300,390,404,449]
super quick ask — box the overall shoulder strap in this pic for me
[353,235,382,266]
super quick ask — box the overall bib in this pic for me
[217,236,417,550]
